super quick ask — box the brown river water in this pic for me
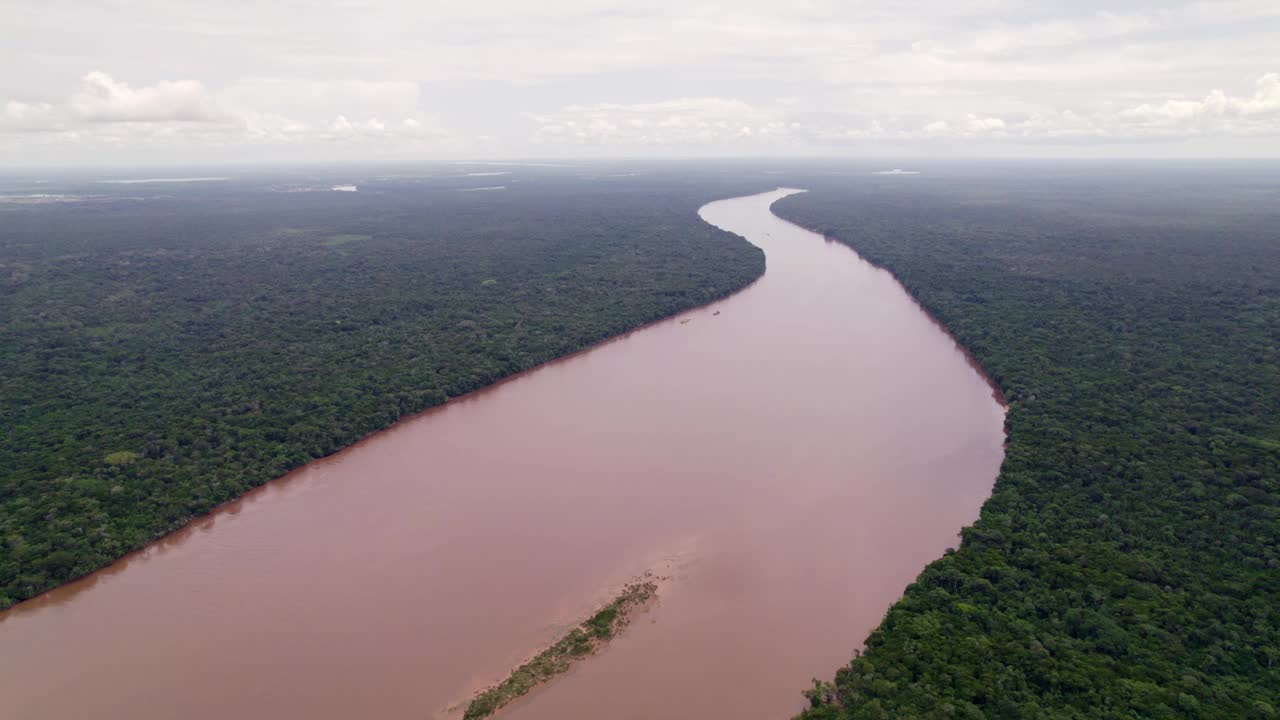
[0,189,1005,720]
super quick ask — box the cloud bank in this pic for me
[1,71,446,159]
[1,1,1278,162]
[526,73,1280,149]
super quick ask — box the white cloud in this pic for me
[525,71,1280,151]
[68,71,227,123]
[2,2,1279,160]
[806,72,1280,144]
[1,72,233,134]
[1117,72,1280,135]
[2,100,61,131]
[531,97,794,147]
[964,12,1155,59]
[0,71,448,156]
[922,120,950,136]
[218,78,422,124]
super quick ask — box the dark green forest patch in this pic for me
[0,176,763,608]
[775,166,1280,720]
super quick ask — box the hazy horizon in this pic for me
[3,1,1278,165]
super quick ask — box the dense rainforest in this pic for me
[6,161,1278,719]
[0,169,764,608]
[775,165,1280,719]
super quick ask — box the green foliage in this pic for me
[102,451,138,466]
[586,605,619,638]
[775,167,1280,719]
[463,580,656,720]
[0,177,763,608]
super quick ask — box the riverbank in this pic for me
[0,188,1004,720]
[0,179,765,610]
[772,173,1280,718]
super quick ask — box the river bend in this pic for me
[0,189,1005,720]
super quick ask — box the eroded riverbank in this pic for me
[0,189,1004,720]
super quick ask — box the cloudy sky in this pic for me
[2,0,1279,164]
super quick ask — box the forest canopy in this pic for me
[775,165,1280,720]
[0,169,765,607]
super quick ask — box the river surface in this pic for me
[0,189,1005,720]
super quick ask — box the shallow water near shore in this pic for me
[0,189,1004,720]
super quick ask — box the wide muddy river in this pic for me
[0,189,1005,720]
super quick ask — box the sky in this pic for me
[2,0,1279,165]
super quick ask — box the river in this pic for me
[0,189,1005,719]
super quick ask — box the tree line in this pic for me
[776,166,1280,719]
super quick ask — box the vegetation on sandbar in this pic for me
[463,580,657,720]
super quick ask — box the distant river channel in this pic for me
[0,189,1005,720]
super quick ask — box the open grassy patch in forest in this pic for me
[1246,435,1280,453]
[462,579,657,720]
